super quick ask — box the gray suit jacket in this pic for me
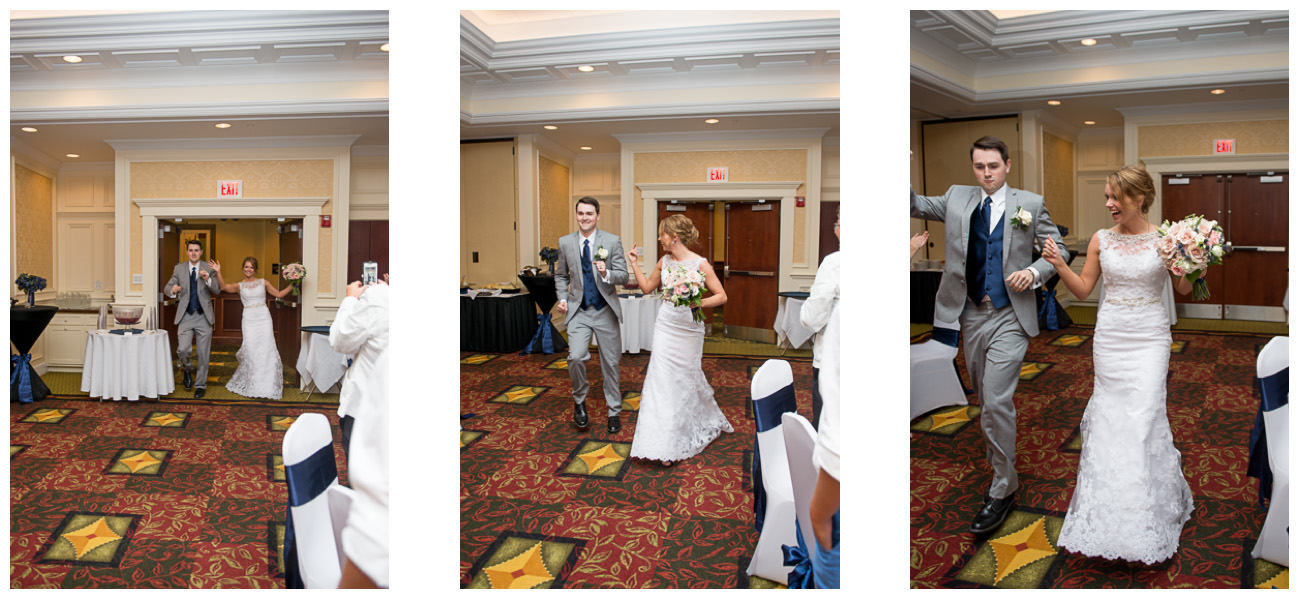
[554,229,630,325]
[911,185,1069,337]
[166,261,221,325]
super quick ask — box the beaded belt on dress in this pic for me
[1104,295,1160,307]
[244,302,266,308]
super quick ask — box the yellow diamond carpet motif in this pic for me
[1019,362,1047,380]
[504,387,538,403]
[929,407,971,432]
[463,354,496,365]
[31,409,68,423]
[119,451,163,474]
[989,516,1056,585]
[1258,570,1289,589]
[484,541,555,589]
[148,413,185,427]
[623,393,641,411]
[61,516,123,560]
[272,416,297,429]
[577,444,625,474]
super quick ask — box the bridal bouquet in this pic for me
[1157,214,1225,300]
[660,264,707,323]
[282,262,307,295]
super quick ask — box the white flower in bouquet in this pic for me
[658,264,706,323]
[282,262,307,295]
[1157,214,1225,300]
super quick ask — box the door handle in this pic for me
[728,270,775,277]
[1228,245,1285,252]
[276,299,299,309]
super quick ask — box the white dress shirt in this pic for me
[579,231,611,284]
[800,251,839,480]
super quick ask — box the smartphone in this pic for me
[363,261,378,286]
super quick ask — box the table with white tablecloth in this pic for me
[618,294,660,353]
[80,329,175,401]
[774,294,814,350]
[297,329,352,394]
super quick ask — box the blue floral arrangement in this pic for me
[538,247,559,263]
[15,273,47,293]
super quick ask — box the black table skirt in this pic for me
[910,271,943,324]
[11,305,58,403]
[460,294,536,353]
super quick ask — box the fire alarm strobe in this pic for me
[321,215,332,228]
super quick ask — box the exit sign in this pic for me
[707,167,729,182]
[1214,139,1236,155]
[218,180,243,198]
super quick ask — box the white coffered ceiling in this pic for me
[10,10,389,164]
[911,10,1288,128]
[460,10,840,154]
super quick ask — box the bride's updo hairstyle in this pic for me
[1107,165,1156,214]
[658,214,700,249]
[243,256,259,271]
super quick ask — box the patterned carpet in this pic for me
[910,324,1289,588]
[460,350,815,588]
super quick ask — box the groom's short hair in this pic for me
[970,136,1010,163]
[186,239,203,251]
[575,197,600,214]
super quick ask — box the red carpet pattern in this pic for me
[11,395,348,588]
[460,350,814,588]
[911,325,1288,588]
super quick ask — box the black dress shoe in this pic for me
[607,415,622,434]
[194,387,206,399]
[573,402,589,428]
[971,493,1016,534]
[182,370,193,390]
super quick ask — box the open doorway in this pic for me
[158,217,304,386]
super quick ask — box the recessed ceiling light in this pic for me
[577,65,594,72]
[380,43,390,52]
[1083,121,1096,126]
[580,147,592,151]
[1047,100,1061,106]
[215,123,232,129]
[62,55,83,63]
[1080,39,1097,46]
[66,154,80,158]
[1210,89,1226,95]
[21,127,37,133]
[704,119,720,124]
[544,125,558,130]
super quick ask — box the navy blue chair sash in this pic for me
[781,520,815,589]
[283,443,338,589]
[751,383,797,533]
[1247,368,1288,508]
[1038,289,1061,330]
[930,327,959,348]
[11,354,34,404]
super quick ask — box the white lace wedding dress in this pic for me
[224,279,284,400]
[1056,230,1194,564]
[629,256,734,462]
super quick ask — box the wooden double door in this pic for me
[1161,172,1288,321]
[158,219,303,372]
[656,200,781,342]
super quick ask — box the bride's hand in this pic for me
[208,259,221,273]
[1041,237,1065,267]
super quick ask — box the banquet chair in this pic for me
[282,413,343,588]
[747,359,797,583]
[910,318,968,421]
[781,412,819,587]
[327,484,357,569]
[1251,337,1288,567]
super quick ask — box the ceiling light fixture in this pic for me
[704,119,720,124]
[1083,121,1096,125]
[62,55,83,63]
[380,43,390,52]
[1047,100,1061,106]
[1210,89,1226,95]
[580,147,592,151]
[215,123,232,129]
[577,65,594,72]
[544,125,558,130]
[66,154,80,158]
[1080,39,1097,46]
[21,127,37,133]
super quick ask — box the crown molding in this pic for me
[463,98,838,126]
[912,63,1287,103]
[106,135,360,152]
[12,99,388,123]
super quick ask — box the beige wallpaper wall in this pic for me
[1042,132,1075,231]
[13,164,54,288]
[537,156,571,262]
[1138,120,1289,157]
[632,149,808,263]
[129,160,335,293]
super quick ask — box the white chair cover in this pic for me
[327,484,357,570]
[781,412,818,564]
[283,413,342,588]
[747,359,797,583]
[1251,337,1288,567]
[910,316,968,421]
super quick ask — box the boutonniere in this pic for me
[595,246,609,261]
[1010,206,1032,230]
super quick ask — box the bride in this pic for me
[210,257,296,400]
[1041,166,1195,564]
[627,215,734,467]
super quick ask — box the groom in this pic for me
[555,197,630,434]
[910,136,1069,534]
[165,239,220,398]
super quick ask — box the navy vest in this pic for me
[580,239,607,312]
[967,202,1011,309]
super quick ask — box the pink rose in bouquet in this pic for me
[1157,214,1225,300]
[659,264,707,323]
